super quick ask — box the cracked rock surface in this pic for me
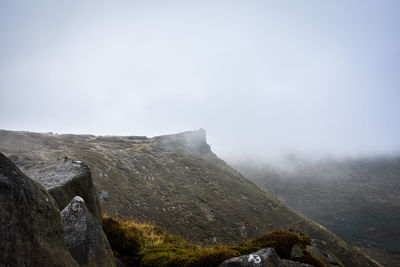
[12,155,102,222]
[61,196,115,267]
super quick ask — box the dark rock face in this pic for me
[12,155,102,221]
[61,196,116,267]
[219,248,312,267]
[0,152,78,267]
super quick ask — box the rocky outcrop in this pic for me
[305,239,343,266]
[287,240,344,267]
[0,152,78,267]
[12,155,102,222]
[219,248,312,267]
[155,128,211,154]
[220,238,344,267]
[61,196,116,267]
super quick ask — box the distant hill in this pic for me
[0,129,380,267]
[232,156,400,266]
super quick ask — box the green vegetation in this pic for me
[102,216,324,267]
[102,216,239,266]
[231,230,311,258]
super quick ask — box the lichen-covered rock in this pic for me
[219,248,281,267]
[0,152,78,267]
[219,248,312,267]
[12,155,102,222]
[61,196,116,267]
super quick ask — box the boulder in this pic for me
[219,248,280,267]
[0,152,78,267]
[12,155,102,222]
[219,248,312,267]
[61,196,116,267]
[306,239,344,266]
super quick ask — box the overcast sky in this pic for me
[1,1,399,160]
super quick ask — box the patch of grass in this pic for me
[102,216,320,267]
[102,216,142,265]
[230,230,311,259]
[140,245,240,267]
[102,216,240,266]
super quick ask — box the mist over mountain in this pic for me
[1,1,400,266]
[231,155,400,266]
[1,1,400,161]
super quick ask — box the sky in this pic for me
[1,1,400,160]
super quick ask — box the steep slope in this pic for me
[232,157,400,266]
[0,129,380,267]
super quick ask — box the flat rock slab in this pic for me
[61,196,115,267]
[0,152,78,267]
[12,155,102,222]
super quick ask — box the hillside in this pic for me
[232,157,400,266]
[0,129,380,267]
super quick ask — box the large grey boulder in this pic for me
[219,248,312,267]
[0,152,78,267]
[12,155,102,222]
[61,196,116,267]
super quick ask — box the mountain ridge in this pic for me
[0,129,380,267]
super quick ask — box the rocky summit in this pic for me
[0,129,381,267]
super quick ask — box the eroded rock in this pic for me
[0,152,78,267]
[61,196,116,267]
[12,155,102,222]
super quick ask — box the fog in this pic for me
[1,1,400,161]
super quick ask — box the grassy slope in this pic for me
[102,215,327,267]
[0,129,380,267]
